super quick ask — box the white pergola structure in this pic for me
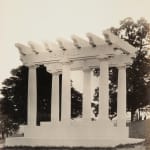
[5,30,144,147]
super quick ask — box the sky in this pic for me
[0,0,150,94]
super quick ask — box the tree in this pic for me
[111,17,150,120]
[92,17,150,120]
[0,66,28,138]
[0,66,28,125]
[71,86,82,118]
[0,65,82,135]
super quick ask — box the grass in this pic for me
[129,119,150,149]
[0,140,5,145]
[3,147,115,150]
[2,119,150,150]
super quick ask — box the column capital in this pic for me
[97,55,112,62]
[28,64,38,69]
[82,60,91,72]
[62,61,71,66]
[51,70,61,75]
[117,64,126,69]
[82,65,91,72]
[60,56,71,64]
[44,63,62,74]
[47,70,61,75]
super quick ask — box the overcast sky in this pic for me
[0,0,150,93]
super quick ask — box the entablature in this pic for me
[15,30,137,69]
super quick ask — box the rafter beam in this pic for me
[86,32,105,47]
[15,43,34,55]
[57,38,75,51]
[71,35,89,48]
[44,41,62,53]
[28,41,46,54]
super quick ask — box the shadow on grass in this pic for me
[3,147,114,150]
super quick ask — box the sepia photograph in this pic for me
[0,0,150,149]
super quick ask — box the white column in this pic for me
[27,65,37,126]
[99,60,109,120]
[83,68,91,121]
[117,66,127,127]
[51,72,60,123]
[61,62,71,122]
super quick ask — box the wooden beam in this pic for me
[44,41,62,53]
[109,54,133,66]
[86,32,105,47]
[57,38,75,50]
[28,41,46,54]
[15,43,34,55]
[71,35,89,48]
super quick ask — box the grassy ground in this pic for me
[2,119,150,150]
[0,140,4,145]
[129,119,150,150]
[2,147,116,150]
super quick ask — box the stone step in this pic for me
[5,137,145,148]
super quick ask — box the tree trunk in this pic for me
[2,132,4,139]
[131,108,136,121]
[6,132,8,137]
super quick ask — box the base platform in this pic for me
[5,121,145,148]
[5,137,145,148]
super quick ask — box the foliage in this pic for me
[0,118,18,138]
[111,17,150,119]
[0,66,28,125]
[71,86,82,118]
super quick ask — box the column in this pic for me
[61,62,71,122]
[51,72,60,123]
[117,65,127,127]
[99,60,109,120]
[83,68,91,121]
[27,65,37,126]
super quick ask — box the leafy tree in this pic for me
[0,66,28,125]
[0,118,18,138]
[0,65,82,135]
[71,86,82,118]
[0,66,28,138]
[111,17,150,120]
[92,17,150,120]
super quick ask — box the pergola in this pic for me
[5,30,144,147]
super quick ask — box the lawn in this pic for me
[129,119,150,150]
[2,119,150,150]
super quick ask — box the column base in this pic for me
[97,118,114,127]
[17,120,129,140]
[117,118,127,127]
